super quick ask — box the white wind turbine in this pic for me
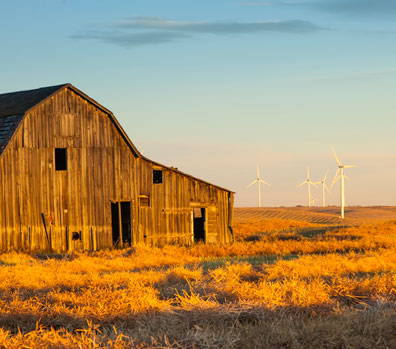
[314,171,330,207]
[330,145,356,219]
[297,167,317,207]
[310,196,318,207]
[247,164,271,207]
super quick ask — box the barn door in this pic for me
[193,207,206,243]
[206,206,218,244]
[111,201,132,247]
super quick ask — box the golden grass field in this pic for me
[1,206,396,348]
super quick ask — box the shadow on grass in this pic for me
[1,301,396,349]
[198,254,300,271]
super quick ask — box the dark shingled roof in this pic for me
[0,84,67,118]
[0,84,67,155]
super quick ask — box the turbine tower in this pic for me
[247,164,271,207]
[314,171,330,207]
[330,145,356,219]
[297,167,317,207]
[310,196,318,207]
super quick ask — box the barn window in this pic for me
[55,148,67,171]
[153,170,163,184]
[72,231,81,241]
[139,195,150,207]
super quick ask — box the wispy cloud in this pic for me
[117,17,324,34]
[72,17,326,47]
[312,0,396,16]
[303,69,396,82]
[72,31,188,47]
[238,0,396,17]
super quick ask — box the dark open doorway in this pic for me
[111,203,120,245]
[193,207,206,243]
[120,201,131,245]
[111,201,132,246]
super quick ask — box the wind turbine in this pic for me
[247,164,271,207]
[297,167,317,207]
[314,171,330,207]
[310,196,318,207]
[330,145,356,219]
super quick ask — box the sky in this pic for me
[1,0,396,207]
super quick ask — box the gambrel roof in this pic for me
[0,84,233,193]
[0,84,141,157]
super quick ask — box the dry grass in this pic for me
[1,217,396,347]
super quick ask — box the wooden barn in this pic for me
[0,84,234,252]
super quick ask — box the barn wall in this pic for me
[0,87,233,251]
[137,159,233,246]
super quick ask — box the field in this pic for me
[235,205,396,225]
[1,207,396,348]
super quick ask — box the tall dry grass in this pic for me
[0,220,395,347]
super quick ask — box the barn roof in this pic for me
[0,84,233,193]
[0,83,142,158]
[0,84,67,118]
[0,85,68,154]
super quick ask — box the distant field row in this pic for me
[234,206,396,225]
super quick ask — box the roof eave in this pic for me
[140,155,235,193]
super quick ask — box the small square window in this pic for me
[153,170,162,184]
[55,148,67,171]
[139,195,150,207]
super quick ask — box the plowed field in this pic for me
[234,206,396,225]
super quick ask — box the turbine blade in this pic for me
[311,181,318,188]
[247,179,258,188]
[297,180,307,188]
[307,166,310,180]
[344,165,356,169]
[256,164,260,178]
[330,144,342,166]
[260,179,271,186]
[344,174,352,181]
[330,169,340,190]
[323,170,329,182]
[324,183,330,192]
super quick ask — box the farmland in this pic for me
[0,207,396,348]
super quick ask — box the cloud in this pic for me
[238,0,396,17]
[116,17,324,34]
[312,0,396,16]
[72,17,325,47]
[72,31,188,47]
[303,69,396,82]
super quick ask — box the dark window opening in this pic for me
[193,208,206,243]
[153,170,163,184]
[72,231,81,241]
[55,148,67,171]
[139,195,150,207]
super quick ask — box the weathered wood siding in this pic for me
[0,87,233,251]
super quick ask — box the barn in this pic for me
[0,84,234,252]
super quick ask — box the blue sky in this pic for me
[1,0,396,206]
